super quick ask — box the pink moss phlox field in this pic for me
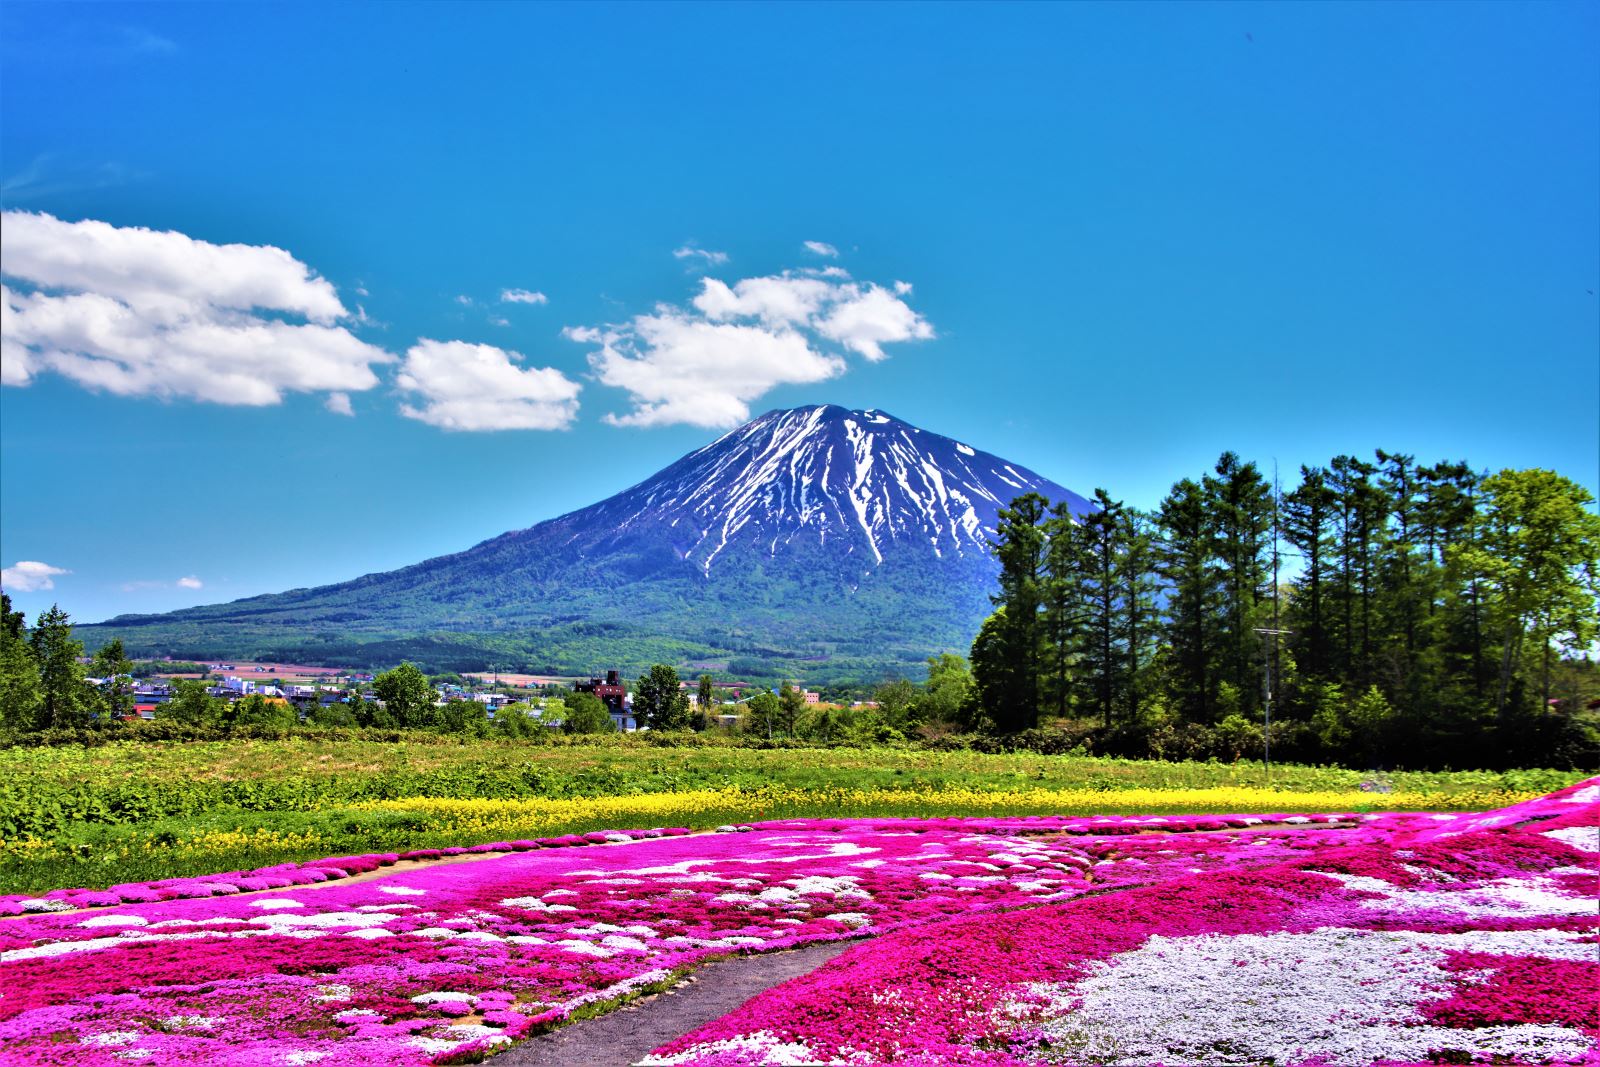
[6,788,1597,1066]
[648,777,1600,1067]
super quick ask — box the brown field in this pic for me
[463,672,581,689]
[156,661,350,683]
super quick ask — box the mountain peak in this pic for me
[603,403,1085,572]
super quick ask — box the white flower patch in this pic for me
[439,1024,510,1043]
[544,889,578,897]
[81,1031,140,1047]
[113,1051,154,1061]
[638,1030,824,1066]
[1350,874,1596,918]
[377,885,427,896]
[824,912,871,928]
[507,935,550,945]
[603,833,633,843]
[1565,784,1600,804]
[1015,927,1595,1066]
[600,935,650,952]
[247,899,306,909]
[4,935,128,962]
[333,1009,383,1022]
[161,1015,221,1029]
[312,984,353,1003]
[556,939,615,957]
[1282,816,1312,825]
[412,991,480,1006]
[784,875,869,898]
[285,1053,329,1065]
[919,872,954,881]
[21,898,74,913]
[499,896,554,911]
[1543,825,1599,853]
[253,911,398,930]
[78,914,148,928]
[355,903,419,912]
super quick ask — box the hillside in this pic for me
[82,406,1086,681]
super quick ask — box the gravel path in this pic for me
[494,941,855,1067]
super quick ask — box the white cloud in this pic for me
[176,576,204,590]
[454,294,474,306]
[2,560,70,593]
[395,339,581,431]
[673,245,730,268]
[324,392,354,416]
[0,212,392,406]
[489,315,510,328]
[501,288,548,305]
[803,241,839,258]
[567,269,932,429]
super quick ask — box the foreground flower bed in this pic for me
[648,778,1600,1066]
[1,783,1592,1066]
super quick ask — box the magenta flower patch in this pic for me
[3,782,1595,1065]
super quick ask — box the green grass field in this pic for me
[0,738,1581,897]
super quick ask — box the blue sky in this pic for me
[2,1,1596,626]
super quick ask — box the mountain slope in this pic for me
[88,406,1088,679]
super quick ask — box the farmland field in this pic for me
[0,739,1578,896]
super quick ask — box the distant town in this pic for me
[99,659,859,733]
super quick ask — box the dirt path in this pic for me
[493,942,855,1067]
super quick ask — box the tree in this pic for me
[0,605,41,731]
[494,702,541,738]
[635,664,690,730]
[90,639,133,721]
[1456,469,1600,717]
[697,674,715,711]
[1,594,24,640]
[977,493,1049,732]
[1156,479,1220,722]
[743,690,780,738]
[562,691,616,734]
[872,678,917,729]
[1204,453,1273,716]
[919,653,975,727]
[233,694,297,731]
[374,662,438,728]
[29,605,89,729]
[160,680,221,725]
[441,698,490,735]
[778,683,808,735]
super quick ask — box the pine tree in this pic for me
[1156,479,1220,722]
[978,493,1049,732]
[29,605,89,730]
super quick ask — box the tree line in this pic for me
[969,454,1600,769]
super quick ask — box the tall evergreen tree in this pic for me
[1115,508,1162,724]
[1204,453,1273,713]
[1283,465,1336,681]
[1040,501,1086,717]
[29,605,89,729]
[1156,479,1220,722]
[975,493,1048,732]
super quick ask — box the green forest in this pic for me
[968,452,1600,771]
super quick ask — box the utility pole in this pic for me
[1254,625,1292,788]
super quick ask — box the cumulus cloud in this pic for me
[2,560,69,593]
[803,240,839,258]
[566,269,933,429]
[395,339,581,431]
[0,211,392,406]
[324,392,354,416]
[673,245,729,268]
[176,576,204,589]
[500,288,547,305]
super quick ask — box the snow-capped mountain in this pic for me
[579,404,1087,572]
[93,406,1089,677]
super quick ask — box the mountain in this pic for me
[87,405,1089,681]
